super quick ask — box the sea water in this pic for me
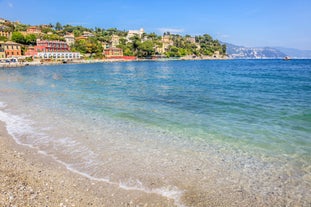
[0,60,310,206]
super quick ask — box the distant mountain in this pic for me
[225,43,286,59]
[274,47,311,59]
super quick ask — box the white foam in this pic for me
[0,109,34,145]
[52,156,185,206]
[0,106,186,207]
[119,181,185,207]
[0,101,7,109]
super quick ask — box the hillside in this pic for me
[0,18,226,59]
[275,47,311,59]
[225,43,286,59]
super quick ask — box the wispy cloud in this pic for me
[8,2,13,8]
[157,28,184,34]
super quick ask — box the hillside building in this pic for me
[162,34,173,52]
[82,31,95,38]
[26,26,42,34]
[0,41,22,57]
[111,35,120,47]
[104,47,123,58]
[25,39,81,60]
[37,51,81,60]
[64,33,75,46]
[126,28,144,42]
[36,39,70,52]
[0,30,12,39]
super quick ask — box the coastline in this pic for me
[0,121,176,207]
[0,56,230,69]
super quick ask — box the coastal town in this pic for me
[0,17,227,67]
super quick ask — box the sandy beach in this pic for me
[0,121,176,207]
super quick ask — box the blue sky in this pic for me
[1,0,311,50]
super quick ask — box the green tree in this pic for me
[41,26,54,34]
[25,34,37,45]
[0,36,8,41]
[41,33,64,41]
[55,22,63,31]
[73,30,82,37]
[129,35,141,56]
[71,39,87,54]
[71,38,103,58]
[11,32,26,44]
[13,24,29,32]
[166,46,180,57]
[137,40,154,57]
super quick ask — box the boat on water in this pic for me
[284,56,291,60]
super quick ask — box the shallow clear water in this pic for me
[0,60,310,206]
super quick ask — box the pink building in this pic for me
[36,40,70,52]
[25,39,70,57]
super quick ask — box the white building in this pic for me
[126,28,144,42]
[37,52,81,60]
[82,31,95,38]
[64,33,75,46]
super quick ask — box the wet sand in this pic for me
[0,121,176,207]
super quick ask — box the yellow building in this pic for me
[0,30,12,39]
[0,41,22,57]
[111,35,120,47]
[104,47,123,58]
[162,35,173,52]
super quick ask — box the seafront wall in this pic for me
[0,63,26,68]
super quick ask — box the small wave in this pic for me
[119,180,185,207]
[0,106,186,207]
[0,101,7,109]
[0,106,35,146]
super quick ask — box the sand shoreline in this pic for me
[0,121,176,207]
[0,56,230,69]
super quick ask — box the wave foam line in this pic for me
[0,105,186,207]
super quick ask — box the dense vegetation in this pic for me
[1,21,226,58]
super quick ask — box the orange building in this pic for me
[26,26,41,34]
[0,41,22,57]
[24,46,36,56]
[104,47,123,58]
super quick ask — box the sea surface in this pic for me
[0,60,310,206]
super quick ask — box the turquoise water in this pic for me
[0,60,310,206]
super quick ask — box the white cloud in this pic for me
[157,28,184,34]
[8,2,13,8]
